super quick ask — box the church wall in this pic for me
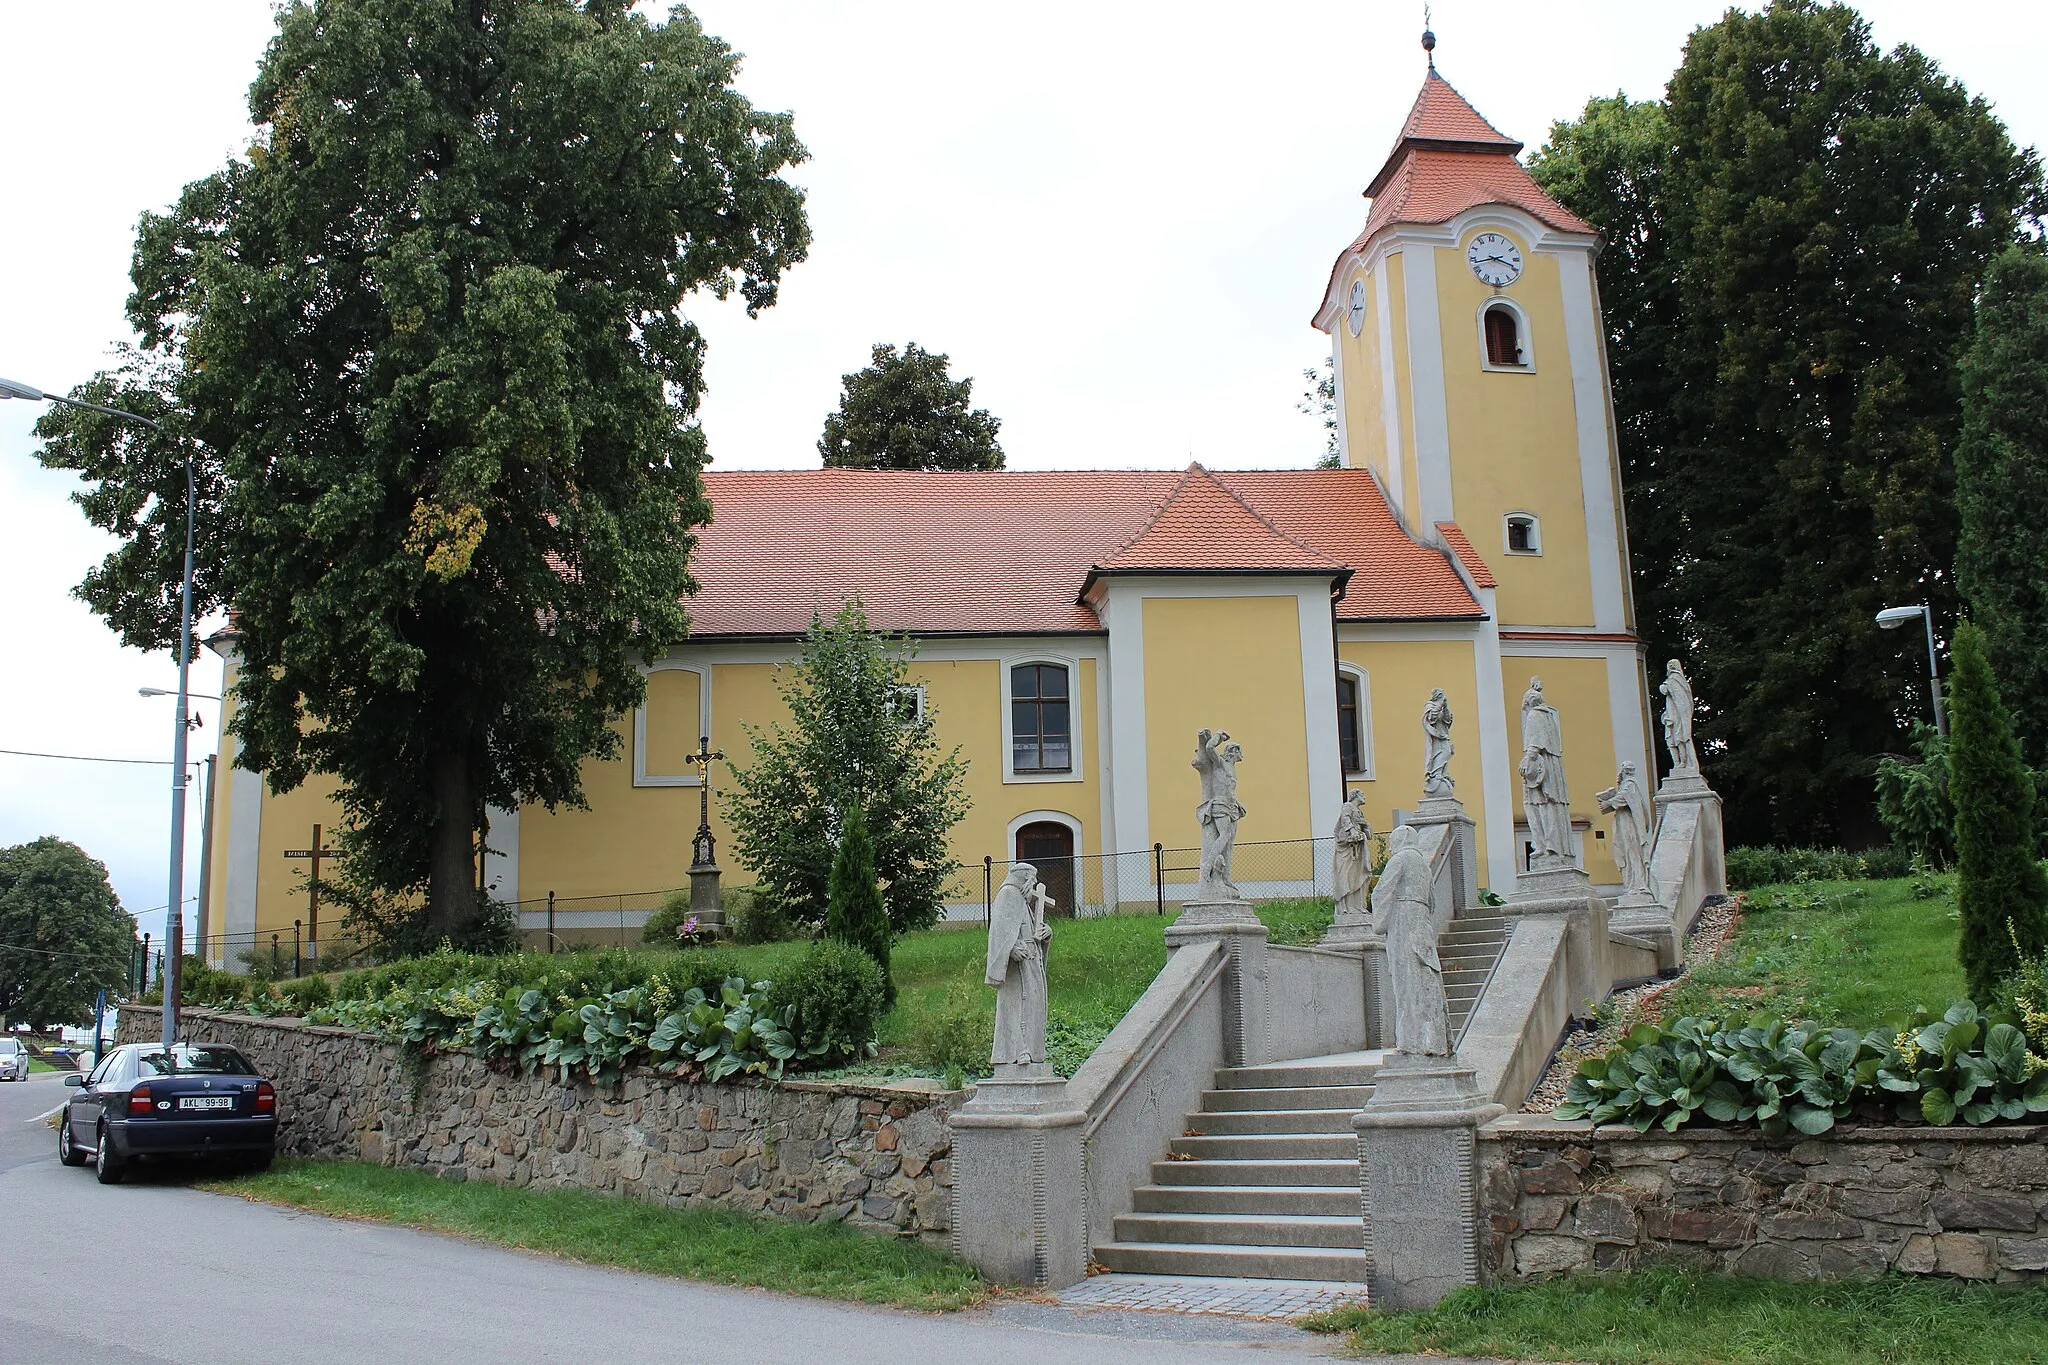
[1337,635,1490,871]
[1500,653,1621,885]
[249,769,346,958]
[1433,233,1596,628]
[1336,263,1388,486]
[1139,595,1313,870]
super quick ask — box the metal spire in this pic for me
[1422,5,1436,70]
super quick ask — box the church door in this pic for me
[1014,822,1077,919]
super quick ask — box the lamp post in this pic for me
[1877,604,1946,739]
[4,376,195,1049]
[141,691,222,970]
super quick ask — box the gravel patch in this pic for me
[1523,895,1742,1113]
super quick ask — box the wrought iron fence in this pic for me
[506,887,686,952]
[188,929,373,977]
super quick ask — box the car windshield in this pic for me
[133,1046,253,1076]
[0,1039,20,1055]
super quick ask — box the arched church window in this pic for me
[1483,305,1523,366]
[1504,512,1541,556]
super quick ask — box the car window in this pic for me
[0,1039,19,1055]
[86,1052,122,1088]
[135,1046,254,1076]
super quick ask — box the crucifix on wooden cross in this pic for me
[281,823,342,948]
[684,735,725,869]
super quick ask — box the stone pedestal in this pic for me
[947,1068,1087,1287]
[689,864,725,934]
[1164,898,1270,1067]
[1356,1054,1506,1310]
[1655,776,1727,899]
[1406,795,1479,912]
[1507,865,1609,1023]
[1608,890,1676,973]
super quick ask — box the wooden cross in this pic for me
[683,735,725,869]
[281,823,341,946]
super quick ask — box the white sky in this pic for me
[2,0,2042,929]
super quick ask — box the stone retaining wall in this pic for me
[120,1007,955,1246]
[1480,1114,2048,1283]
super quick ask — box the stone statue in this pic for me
[1659,659,1698,775]
[1332,789,1373,927]
[1372,826,1450,1056]
[986,863,1053,1067]
[1422,688,1455,797]
[1192,728,1246,900]
[1597,761,1654,899]
[1518,677,1574,869]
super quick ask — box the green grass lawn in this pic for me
[1305,1267,2048,1365]
[204,1159,986,1310]
[1658,876,1968,1028]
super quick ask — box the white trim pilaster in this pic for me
[1100,585,1151,864]
[1298,590,1343,843]
[1470,589,1517,894]
[224,733,262,957]
[1401,245,1453,526]
[1556,248,1628,632]
[484,803,520,905]
[1374,264,1406,517]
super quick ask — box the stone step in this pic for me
[1440,966,1493,986]
[1448,915,1509,934]
[1186,1108,1359,1136]
[1216,1061,1380,1090]
[1171,1132,1356,1161]
[1093,1241,1369,1282]
[1199,1084,1375,1112]
[1112,1211,1364,1250]
[1132,1183,1360,1217]
[1149,1158,1358,1187]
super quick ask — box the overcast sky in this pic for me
[2,0,2042,929]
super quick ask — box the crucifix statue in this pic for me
[683,735,725,869]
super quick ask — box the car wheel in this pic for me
[57,1112,87,1167]
[93,1125,125,1184]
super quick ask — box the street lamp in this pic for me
[1877,604,1946,738]
[4,374,195,1049]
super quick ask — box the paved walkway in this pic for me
[1060,1273,1367,1321]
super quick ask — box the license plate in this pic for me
[177,1096,234,1111]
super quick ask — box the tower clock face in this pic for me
[1347,278,1367,336]
[1466,232,1523,288]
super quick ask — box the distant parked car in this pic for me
[0,1037,27,1081]
[57,1043,276,1184]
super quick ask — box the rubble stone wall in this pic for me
[120,1007,955,1246]
[1480,1114,2048,1283]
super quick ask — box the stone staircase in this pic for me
[1092,915,1515,1282]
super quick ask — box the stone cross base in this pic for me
[1164,898,1270,1066]
[948,1076,1086,1287]
[1507,865,1610,1024]
[689,864,725,933]
[1356,1054,1505,1310]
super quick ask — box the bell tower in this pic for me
[1312,42,1632,639]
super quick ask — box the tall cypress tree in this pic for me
[1956,246,2048,765]
[825,801,895,1006]
[1948,621,2048,1001]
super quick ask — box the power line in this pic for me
[0,747,181,767]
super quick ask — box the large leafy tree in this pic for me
[0,838,136,1030]
[818,342,1004,470]
[1534,1,2041,842]
[726,602,969,933]
[1956,245,2048,764]
[1947,622,2048,1000]
[35,1,809,939]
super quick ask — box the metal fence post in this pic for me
[547,890,557,954]
[293,920,302,978]
[270,935,279,975]
[1154,843,1165,915]
[983,855,993,925]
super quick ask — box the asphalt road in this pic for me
[0,1070,1384,1364]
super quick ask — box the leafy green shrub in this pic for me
[1725,846,1880,889]
[276,974,333,1013]
[1047,1010,1111,1077]
[641,891,696,947]
[825,802,894,1006]
[725,885,797,945]
[766,939,886,1068]
[1558,1005,2048,1134]
[1862,844,1916,879]
[1875,723,1956,866]
[1259,897,1334,946]
[907,1003,993,1077]
[178,956,250,1009]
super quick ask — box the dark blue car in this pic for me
[58,1042,277,1183]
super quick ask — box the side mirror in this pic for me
[63,1074,85,1087]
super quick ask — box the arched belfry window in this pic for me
[1504,512,1541,556]
[1483,305,1524,367]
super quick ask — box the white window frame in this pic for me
[633,660,710,788]
[1476,297,1536,373]
[1335,663,1375,781]
[889,683,927,726]
[1502,511,1542,557]
[1001,653,1084,785]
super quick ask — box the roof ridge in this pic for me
[1094,462,1346,571]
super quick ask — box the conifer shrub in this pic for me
[825,802,895,1006]
[1948,621,2048,1000]
[766,940,886,1066]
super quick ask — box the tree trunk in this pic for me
[427,748,476,939]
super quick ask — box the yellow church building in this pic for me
[198,68,1652,959]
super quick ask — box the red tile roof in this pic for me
[1087,465,1349,587]
[1433,520,1497,589]
[1366,71,1521,197]
[683,465,1482,638]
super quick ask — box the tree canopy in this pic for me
[0,838,135,1030]
[818,342,1004,470]
[1532,0,2043,843]
[725,601,969,933]
[1956,245,2048,765]
[34,0,810,939]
